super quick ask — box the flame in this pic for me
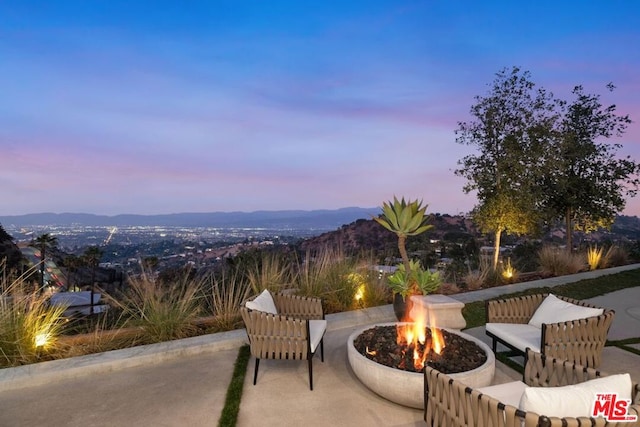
[431,327,445,354]
[396,297,445,371]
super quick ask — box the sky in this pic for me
[1,1,640,216]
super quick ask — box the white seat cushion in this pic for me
[519,373,633,418]
[528,294,604,328]
[485,323,541,353]
[477,381,528,408]
[245,289,278,315]
[309,320,327,353]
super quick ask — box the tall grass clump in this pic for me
[111,268,203,343]
[597,245,629,268]
[348,258,390,309]
[0,264,68,367]
[537,245,585,276]
[204,268,251,332]
[246,251,294,294]
[587,245,604,270]
[295,247,382,313]
[463,257,492,290]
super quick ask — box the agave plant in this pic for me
[373,197,433,276]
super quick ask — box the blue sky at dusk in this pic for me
[2,1,639,216]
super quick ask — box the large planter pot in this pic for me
[393,293,414,321]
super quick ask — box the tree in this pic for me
[542,84,640,250]
[373,197,433,276]
[83,246,103,314]
[455,67,558,269]
[0,224,24,279]
[63,254,83,292]
[30,233,58,290]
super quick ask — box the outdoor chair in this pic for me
[240,289,327,390]
[485,293,614,368]
[425,348,640,427]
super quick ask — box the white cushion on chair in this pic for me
[245,289,278,315]
[519,373,633,418]
[485,323,541,353]
[477,381,528,408]
[528,294,603,329]
[309,320,327,353]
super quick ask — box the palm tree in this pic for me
[63,254,82,292]
[30,233,58,291]
[83,246,103,314]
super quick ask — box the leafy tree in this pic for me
[30,233,58,290]
[542,84,640,250]
[0,224,24,278]
[455,67,558,268]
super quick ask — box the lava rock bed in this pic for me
[353,325,487,374]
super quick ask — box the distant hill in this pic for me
[298,214,640,255]
[0,207,380,230]
[299,213,479,254]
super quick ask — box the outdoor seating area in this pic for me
[1,269,640,426]
[485,293,615,368]
[424,349,640,426]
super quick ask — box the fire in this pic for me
[396,299,445,370]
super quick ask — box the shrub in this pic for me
[204,268,251,332]
[602,245,629,268]
[295,247,387,313]
[0,267,68,367]
[246,251,294,294]
[537,245,585,276]
[463,257,492,290]
[111,269,203,343]
[587,245,604,270]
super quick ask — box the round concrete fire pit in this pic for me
[347,323,495,409]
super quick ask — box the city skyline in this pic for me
[2,1,639,217]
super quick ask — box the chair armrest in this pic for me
[523,349,601,387]
[273,293,324,320]
[540,310,615,368]
[486,294,545,324]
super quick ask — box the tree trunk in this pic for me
[39,246,46,291]
[493,229,502,270]
[398,235,411,274]
[565,207,573,252]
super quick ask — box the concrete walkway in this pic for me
[0,265,639,426]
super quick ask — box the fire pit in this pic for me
[347,322,495,409]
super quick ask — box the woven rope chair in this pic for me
[424,349,640,427]
[486,294,615,368]
[240,292,326,390]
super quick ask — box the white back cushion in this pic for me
[528,294,603,328]
[245,289,278,315]
[519,373,632,418]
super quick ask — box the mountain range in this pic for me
[0,207,381,229]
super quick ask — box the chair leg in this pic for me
[253,358,260,385]
[308,358,314,391]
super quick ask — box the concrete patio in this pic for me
[1,265,639,426]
